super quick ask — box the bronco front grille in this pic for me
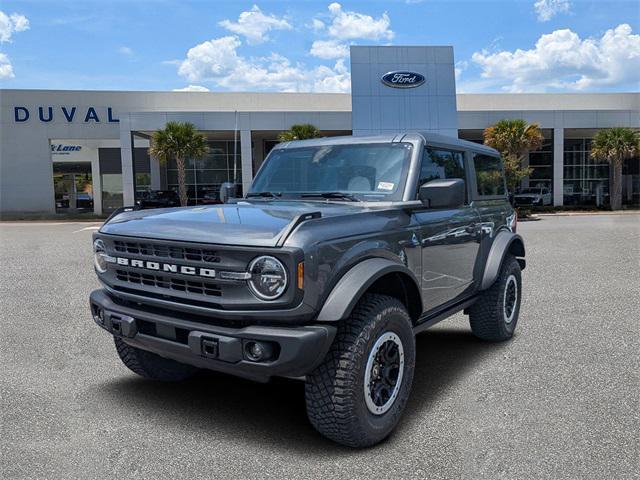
[116,269,222,297]
[113,240,220,264]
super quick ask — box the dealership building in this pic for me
[1,46,638,216]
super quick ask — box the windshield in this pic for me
[249,143,413,201]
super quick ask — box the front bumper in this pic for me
[90,289,336,382]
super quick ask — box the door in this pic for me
[413,147,481,312]
[52,162,93,213]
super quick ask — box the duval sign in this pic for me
[14,106,119,123]
[381,71,426,89]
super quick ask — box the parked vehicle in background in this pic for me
[514,187,552,206]
[199,189,222,205]
[55,192,94,210]
[136,190,180,209]
[90,132,525,448]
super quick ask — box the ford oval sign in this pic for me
[381,71,426,89]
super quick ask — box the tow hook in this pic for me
[108,314,136,338]
[91,303,137,338]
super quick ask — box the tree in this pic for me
[590,128,640,210]
[483,119,544,192]
[148,122,208,207]
[278,124,322,142]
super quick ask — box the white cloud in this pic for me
[177,35,350,93]
[0,11,29,43]
[533,0,570,22]
[310,39,349,60]
[325,3,393,41]
[311,58,351,93]
[173,85,210,92]
[219,5,291,45]
[118,46,134,56]
[310,18,325,32]
[471,24,640,92]
[308,3,393,59]
[454,60,468,80]
[178,36,243,81]
[0,52,14,79]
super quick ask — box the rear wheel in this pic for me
[114,337,198,381]
[305,294,415,448]
[469,254,522,341]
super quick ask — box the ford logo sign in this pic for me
[381,71,426,89]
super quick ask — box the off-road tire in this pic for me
[305,294,415,448]
[469,254,522,341]
[114,336,198,381]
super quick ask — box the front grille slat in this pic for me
[113,240,221,264]
[116,269,222,297]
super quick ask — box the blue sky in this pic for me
[0,0,638,93]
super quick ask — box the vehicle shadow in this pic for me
[97,328,502,454]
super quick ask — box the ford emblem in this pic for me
[381,71,426,89]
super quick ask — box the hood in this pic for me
[99,201,365,247]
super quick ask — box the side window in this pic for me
[473,153,506,197]
[417,147,466,198]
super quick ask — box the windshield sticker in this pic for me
[377,182,394,191]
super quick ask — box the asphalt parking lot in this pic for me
[1,214,638,479]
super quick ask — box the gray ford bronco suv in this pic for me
[90,132,525,447]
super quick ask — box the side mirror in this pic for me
[219,182,237,204]
[419,178,465,209]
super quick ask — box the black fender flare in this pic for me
[316,258,421,322]
[480,231,526,290]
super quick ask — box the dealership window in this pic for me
[134,148,151,194]
[165,140,242,204]
[99,148,123,213]
[563,138,610,206]
[527,131,553,194]
[53,162,93,213]
[622,154,640,207]
[472,153,507,197]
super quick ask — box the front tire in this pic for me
[469,254,522,341]
[305,294,415,448]
[114,337,198,382]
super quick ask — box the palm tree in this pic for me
[278,124,322,142]
[148,122,208,207]
[483,119,545,192]
[590,128,640,210]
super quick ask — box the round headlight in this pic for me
[93,239,108,273]
[248,256,288,300]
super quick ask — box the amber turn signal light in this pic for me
[297,262,304,290]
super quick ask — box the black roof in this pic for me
[274,131,499,156]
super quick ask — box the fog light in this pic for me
[244,341,274,362]
[92,306,104,324]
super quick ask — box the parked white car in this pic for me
[514,187,552,206]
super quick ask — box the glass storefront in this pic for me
[622,155,640,207]
[53,162,94,213]
[98,148,124,213]
[528,132,553,193]
[563,138,610,206]
[165,140,242,204]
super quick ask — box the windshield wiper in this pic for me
[246,191,282,198]
[300,192,361,202]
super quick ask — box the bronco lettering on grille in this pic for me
[114,257,216,278]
